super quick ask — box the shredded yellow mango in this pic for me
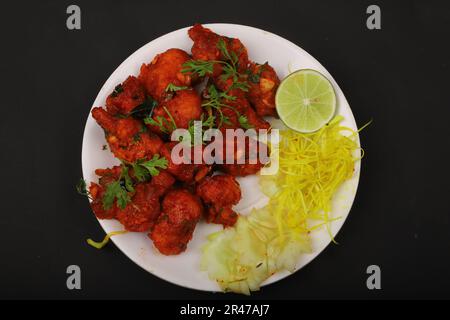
[202,116,365,294]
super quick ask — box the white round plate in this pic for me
[82,23,361,292]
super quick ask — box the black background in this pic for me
[1,0,449,300]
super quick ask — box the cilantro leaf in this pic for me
[247,62,268,84]
[217,38,236,64]
[238,114,253,129]
[129,96,157,119]
[222,116,232,126]
[186,114,217,145]
[166,83,188,92]
[132,162,150,182]
[202,114,216,128]
[181,60,215,77]
[103,181,130,210]
[143,107,177,134]
[76,179,91,198]
[100,164,136,210]
[228,81,250,92]
[138,154,168,177]
[121,166,135,193]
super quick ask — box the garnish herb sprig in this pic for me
[102,165,134,210]
[186,113,217,146]
[201,84,253,130]
[77,155,168,210]
[129,154,169,182]
[103,155,168,209]
[247,62,268,84]
[144,106,177,133]
[182,39,249,92]
[76,179,92,200]
[165,83,189,92]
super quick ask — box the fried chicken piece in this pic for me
[146,89,202,134]
[106,76,147,116]
[88,166,122,220]
[220,96,271,131]
[89,182,117,219]
[149,170,176,197]
[220,162,265,176]
[115,183,161,232]
[138,48,193,101]
[200,91,269,176]
[203,76,270,131]
[188,24,249,74]
[160,141,211,183]
[88,166,171,231]
[216,131,269,177]
[196,174,241,207]
[159,142,195,182]
[92,107,163,163]
[150,189,203,255]
[247,62,280,117]
[196,174,241,227]
[206,207,239,227]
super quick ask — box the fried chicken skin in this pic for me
[159,142,195,182]
[216,132,269,177]
[160,141,212,183]
[89,166,122,220]
[146,89,202,134]
[92,107,163,163]
[116,183,161,232]
[88,166,173,228]
[204,77,270,131]
[150,189,203,255]
[247,62,280,117]
[138,48,193,101]
[220,162,265,176]
[106,76,147,116]
[221,96,271,131]
[149,170,176,197]
[188,24,249,74]
[196,174,241,227]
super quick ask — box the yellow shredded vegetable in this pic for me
[261,115,362,240]
[201,116,364,294]
[87,230,128,249]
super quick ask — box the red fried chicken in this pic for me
[138,48,193,101]
[146,89,202,134]
[88,166,176,231]
[89,166,122,220]
[116,183,161,232]
[92,107,163,163]
[88,165,162,232]
[149,170,176,197]
[196,174,241,227]
[159,142,195,182]
[106,76,147,116]
[217,131,269,177]
[247,62,280,117]
[91,181,160,233]
[188,24,249,74]
[220,96,270,131]
[159,142,210,183]
[150,189,203,255]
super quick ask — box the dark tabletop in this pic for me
[1,0,449,299]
